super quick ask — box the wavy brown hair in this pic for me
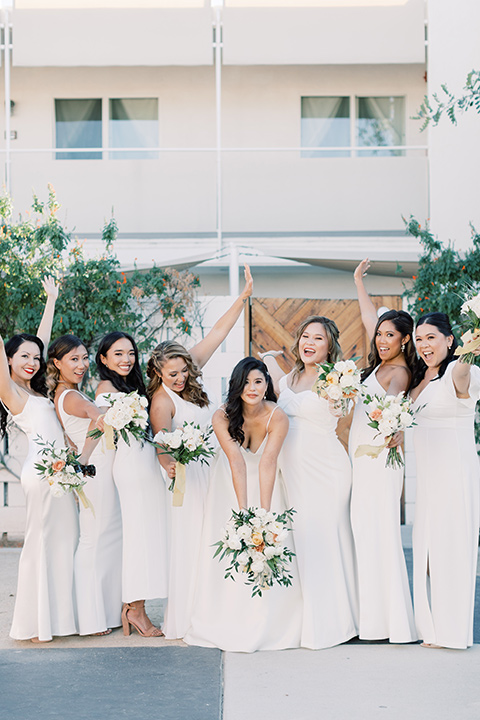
[146,340,210,408]
[46,335,87,400]
[291,315,342,380]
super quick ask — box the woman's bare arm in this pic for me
[36,276,59,359]
[149,390,177,479]
[354,259,378,341]
[258,409,288,510]
[213,408,248,510]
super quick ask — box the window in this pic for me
[301,97,350,158]
[356,97,405,156]
[301,95,405,157]
[109,98,159,159]
[55,99,102,160]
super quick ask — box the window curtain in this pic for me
[55,99,102,160]
[301,97,350,158]
[356,97,405,157]
[109,98,159,160]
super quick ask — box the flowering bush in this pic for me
[213,507,296,598]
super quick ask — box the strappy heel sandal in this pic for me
[121,602,164,637]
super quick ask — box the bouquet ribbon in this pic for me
[454,328,480,356]
[76,488,95,516]
[355,439,390,460]
[172,462,186,507]
[104,423,115,450]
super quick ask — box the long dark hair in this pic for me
[0,334,47,438]
[96,332,147,397]
[46,335,87,399]
[224,357,276,446]
[411,312,458,388]
[362,310,416,387]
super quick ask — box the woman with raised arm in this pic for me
[350,258,416,643]
[147,265,252,639]
[49,335,122,636]
[1,278,78,643]
[261,316,358,649]
[184,357,301,652]
[95,331,167,638]
[410,313,480,649]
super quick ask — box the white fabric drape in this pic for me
[109,98,159,159]
[301,96,350,158]
[356,96,405,156]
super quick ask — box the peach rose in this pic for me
[368,408,382,421]
[52,460,66,473]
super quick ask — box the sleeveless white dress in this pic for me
[96,392,168,604]
[58,389,122,635]
[349,368,416,643]
[277,375,358,649]
[185,410,302,652]
[412,361,480,649]
[160,384,214,639]
[9,395,78,641]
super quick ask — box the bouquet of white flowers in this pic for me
[213,507,296,598]
[313,358,362,414]
[153,421,215,506]
[354,392,415,469]
[455,289,480,363]
[88,391,149,448]
[34,437,95,514]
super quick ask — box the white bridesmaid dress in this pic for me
[96,392,168,604]
[412,361,480,649]
[9,395,78,642]
[277,375,358,649]
[348,368,416,643]
[58,389,122,635]
[160,384,214,639]
[185,424,302,652]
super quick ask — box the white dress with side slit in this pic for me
[412,361,480,649]
[9,395,79,641]
[349,367,416,643]
[277,375,358,649]
[58,389,122,635]
[184,408,302,652]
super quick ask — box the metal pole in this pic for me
[228,242,239,297]
[4,8,11,193]
[214,5,222,251]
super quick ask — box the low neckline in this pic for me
[242,434,268,456]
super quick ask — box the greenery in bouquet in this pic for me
[34,437,95,512]
[313,358,362,414]
[355,392,416,469]
[213,507,296,598]
[152,421,215,492]
[88,390,149,447]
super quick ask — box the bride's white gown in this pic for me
[349,367,416,643]
[184,427,302,652]
[278,375,358,649]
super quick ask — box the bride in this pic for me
[184,357,302,652]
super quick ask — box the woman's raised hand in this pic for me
[41,275,59,301]
[354,258,371,283]
[240,264,253,301]
[258,350,283,360]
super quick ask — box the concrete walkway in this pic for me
[2,545,480,719]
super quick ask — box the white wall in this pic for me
[427,0,480,249]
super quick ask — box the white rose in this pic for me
[378,420,393,436]
[168,429,184,449]
[399,412,413,428]
[237,525,252,540]
[185,438,198,451]
[334,360,347,373]
[251,517,262,529]
[50,482,66,498]
[264,531,274,544]
[237,551,250,565]
[463,293,480,317]
[264,546,276,559]
[227,535,242,550]
[339,374,354,389]
[250,559,265,575]
[276,529,288,542]
[326,384,342,401]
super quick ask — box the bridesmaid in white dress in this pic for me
[49,334,123,636]
[1,278,78,642]
[185,357,302,652]
[410,312,480,649]
[262,316,358,649]
[349,259,416,643]
[148,265,253,639]
[95,331,167,637]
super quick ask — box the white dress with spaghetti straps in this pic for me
[185,407,302,652]
[96,392,168,604]
[349,367,416,643]
[9,394,78,641]
[57,389,122,635]
[160,383,214,639]
[277,375,358,649]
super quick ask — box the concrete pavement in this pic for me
[2,543,480,719]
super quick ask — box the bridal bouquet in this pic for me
[455,289,480,363]
[88,390,149,448]
[213,507,296,598]
[153,421,215,506]
[313,358,362,414]
[354,392,415,469]
[34,437,95,514]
